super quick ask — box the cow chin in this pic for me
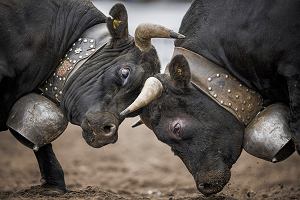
[194,166,231,196]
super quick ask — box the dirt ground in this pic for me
[0,118,299,200]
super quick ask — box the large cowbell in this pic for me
[6,93,68,151]
[243,104,295,163]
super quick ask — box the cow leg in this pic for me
[34,143,67,195]
[286,76,300,154]
[9,129,66,194]
[9,129,66,193]
[278,62,300,154]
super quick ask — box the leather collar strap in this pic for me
[170,47,263,125]
[39,23,111,104]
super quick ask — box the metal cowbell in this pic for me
[243,104,295,163]
[6,93,68,151]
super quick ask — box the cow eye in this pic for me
[173,123,181,137]
[120,68,130,79]
[169,122,182,140]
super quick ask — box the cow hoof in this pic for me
[41,184,67,196]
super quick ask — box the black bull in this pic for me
[0,0,182,193]
[119,0,300,196]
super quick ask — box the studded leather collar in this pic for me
[39,23,111,104]
[168,47,263,125]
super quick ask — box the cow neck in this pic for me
[169,47,263,125]
[39,23,111,104]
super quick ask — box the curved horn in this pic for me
[135,23,185,52]
[120,77,163,117]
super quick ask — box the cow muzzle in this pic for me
[81,112,119,148]
[195,166,231,196]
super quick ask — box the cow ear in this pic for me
[168,55,191,87]
[107,3,129,40]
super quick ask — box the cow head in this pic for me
[123,55,244,196]
[61,4,184,148]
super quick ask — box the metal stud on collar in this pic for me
[39,37,98,103]
[207,73,263,125]
[172,47,264,125]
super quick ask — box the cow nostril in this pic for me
[103,126,112,133]
[198,182,213,190]
[103,124,117,136]
[103,126,110,133]
[198,183,205,190]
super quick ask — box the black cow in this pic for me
[120,0,300,196]
[0,0,181,194]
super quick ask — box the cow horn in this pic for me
[135,23,185,52]
[131,118,144,128]
[120,77,163,117]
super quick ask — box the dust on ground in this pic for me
[0,118,299,200]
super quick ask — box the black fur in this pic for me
[0,0,105,130]
[0,0,161,193]
[34,143,66,192]
[0,0,104,192]
[141,0,300,196]
[63,3,161,148]
[176,0,300,150]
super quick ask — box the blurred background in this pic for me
[0,1,299,199]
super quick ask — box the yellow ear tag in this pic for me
[113,19,122,29]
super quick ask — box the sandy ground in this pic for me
[0,118,299,200]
